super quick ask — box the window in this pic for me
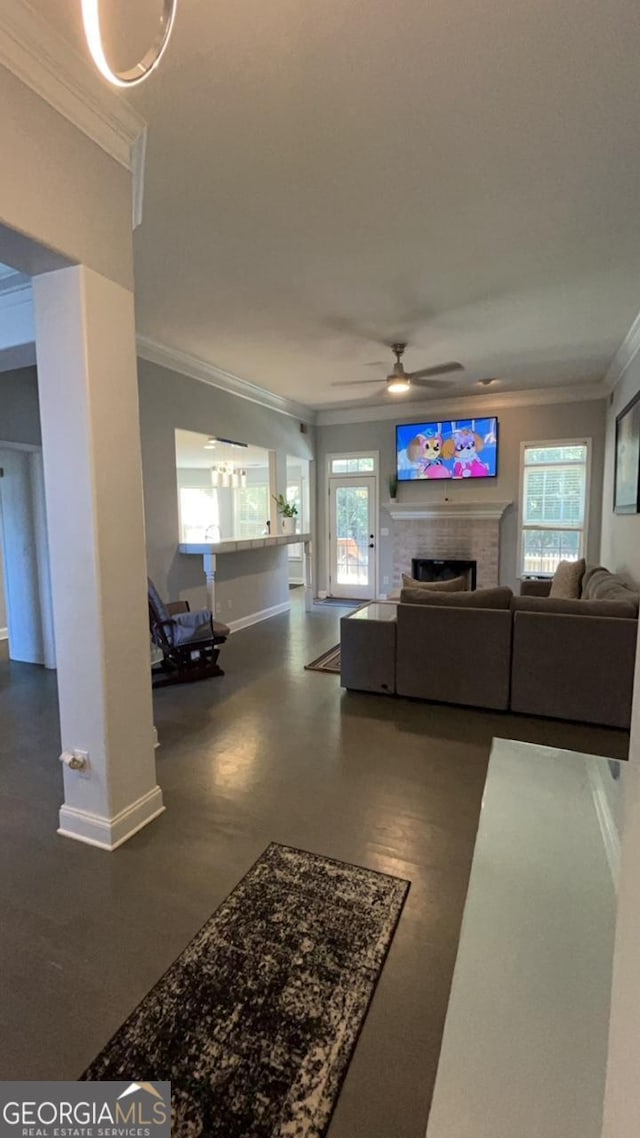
[330,456,375,474]
[179,487,220,543]
[520,442,589,576]
[233,483,269,539]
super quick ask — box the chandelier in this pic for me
[81,0,178,88]
[211,464,248,490]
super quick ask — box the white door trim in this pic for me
[325,452,379,598]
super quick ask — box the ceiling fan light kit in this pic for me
[387,377,411,394]
[81,0,178,88]
[330,342,464,397]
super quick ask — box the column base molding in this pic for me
[58,785,165,851]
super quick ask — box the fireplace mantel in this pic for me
[386,500,512,522]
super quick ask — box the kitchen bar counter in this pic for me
[179,532,311,556]
[179,533,313,613]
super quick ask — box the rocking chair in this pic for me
[148,578,230,688]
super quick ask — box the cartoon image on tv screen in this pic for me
[397,418,498,480]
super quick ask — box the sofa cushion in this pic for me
[549,558,585,599]
[401,573,466,591]
[511,594,637,619]
[582,566,639,612]
[400,586,513,609]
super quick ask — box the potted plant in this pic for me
[388,475,398,502]
[272,493,298,535]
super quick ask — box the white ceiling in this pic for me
[29,0,640,409]
[175,429,269,469]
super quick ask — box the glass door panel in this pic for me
[329,476,376,599]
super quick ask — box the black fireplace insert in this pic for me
[411,558,477,590]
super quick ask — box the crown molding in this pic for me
[604,310,640,391]
[314,381,609,426]
[136,335,316,424]
[0,0,147,224]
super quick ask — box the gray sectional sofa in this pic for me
[510,570,638,728]
[395,587,514,712]
[341,566,639,729]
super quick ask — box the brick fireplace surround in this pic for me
[388,502,512,592]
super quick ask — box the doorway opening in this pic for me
[0,442,55,669]
[326,453,378,600]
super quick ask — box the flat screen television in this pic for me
[396,417,499,481]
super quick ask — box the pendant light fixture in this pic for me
[81,0,178,88]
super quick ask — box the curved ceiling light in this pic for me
[81,0,178,88]
[387,377,411,394]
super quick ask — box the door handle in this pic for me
[368,542,375,549]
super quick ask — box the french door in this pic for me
[328,475,377,599]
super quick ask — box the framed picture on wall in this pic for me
[614,390,640,514]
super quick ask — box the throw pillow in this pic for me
[582,566,639,612]
[549,558,585,600]
[400,586,513,610]
[401,573,466,592]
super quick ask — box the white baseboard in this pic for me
[227,600,291,633]
[588,757,621,888]
[0,627,7,641]
[288,576,305,585]
[58,785,165,851]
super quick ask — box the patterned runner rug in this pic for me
[82,843,409,1138]
[305,645,341,673]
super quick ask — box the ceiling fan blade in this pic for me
[411,377,455,390]
[330,378,384,388]
[409,362,464,379]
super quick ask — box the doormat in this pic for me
[82,843,409,1138]
[314,597,364,607]
[305,645,341,673]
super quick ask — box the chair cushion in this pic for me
[401,573,466,591]
[549,558,585,599]
[400,586,513,610]
[147,577,171,623]
[167,610,229,647]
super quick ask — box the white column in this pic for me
[32,265,164,851]
[304,538,314,611]
[203,550,217,614]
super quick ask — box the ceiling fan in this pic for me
[331,343,464,396]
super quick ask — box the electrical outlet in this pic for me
[227,599,232,609]
[380,527,389,537]
[215,602,222,613]
[383,576,389,585]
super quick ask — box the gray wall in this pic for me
[138,358,314,621]
[0,366,41,634]
[315,398,607,593]
[601,360,640,584]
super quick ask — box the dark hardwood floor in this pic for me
[0,599,628,1136]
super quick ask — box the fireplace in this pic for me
[412,557,477,590]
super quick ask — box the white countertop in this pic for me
[179,532,311,555]
[426,738,617,1138]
